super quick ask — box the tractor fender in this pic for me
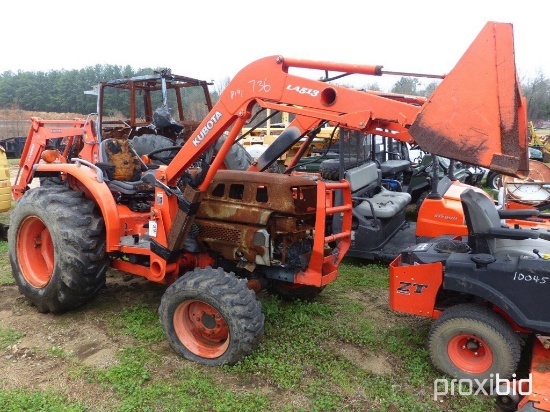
[443,266,548,332]
[34,163,120,249]
[255,126,302,171]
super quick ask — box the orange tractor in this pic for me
[10,22,527,367]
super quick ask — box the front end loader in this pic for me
[10,21,527,366]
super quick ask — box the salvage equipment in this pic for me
[10,21,526,366]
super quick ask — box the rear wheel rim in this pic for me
[173,300,230,359]
[447,333,493,373]
[17,216,54,288]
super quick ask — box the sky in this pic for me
[2,0,548,92]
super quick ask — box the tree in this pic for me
[0,66,547,126]
[359,82,381,92]
[521,70,550,120]
[214,77,231,98]
[391,77,420,95]
[418,81,439,97]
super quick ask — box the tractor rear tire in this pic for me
[428,304,521,381]
[131,134,253,170]
[319,158,360,181]
[131,134,178,165]
[8,186,108,314]
[215,135,253,171]
[159,266,264,366]
[267,281,325,301]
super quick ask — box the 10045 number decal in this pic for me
[513,272,549,284]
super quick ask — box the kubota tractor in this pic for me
[10,21,527,366]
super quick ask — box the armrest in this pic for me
[538,232,550,241]
[95,162,115,181]
[486,226,541,240]
[498,209,540,218]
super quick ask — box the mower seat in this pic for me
[460,188,550,258]
[98,138,154,195]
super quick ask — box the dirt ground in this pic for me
[2,164,140,407]
[2,163,390,409]
[1,164,500,411]
[0,267,409,409]
[0,268,198,409]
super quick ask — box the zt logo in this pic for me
[397,282,428,295]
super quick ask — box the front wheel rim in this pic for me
[173,300,230,359]
[447,333,493,374]
[16,216,54,288]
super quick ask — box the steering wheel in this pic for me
[146,145,182,165]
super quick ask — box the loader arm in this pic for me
[165,22,527,187]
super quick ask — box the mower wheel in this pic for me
[485,171,502,190]
[415,190,429,216]
[495,382,520,411]
[159,266,264,366]
[9,186,107,313]
[428,304,521,381]
[267,281,325,301]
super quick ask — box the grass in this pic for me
[0,255,498,411]
[109,303,165,343]
[83,260,495,411]
[0,242,11,285]
[0,327,23,349]
[0,389,86,412]
[0,176,503,411]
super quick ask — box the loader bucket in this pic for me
[409,22,529,178]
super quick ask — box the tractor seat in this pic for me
[354,187,411,218]
[344,161,411,219]
[460,188,550,258]
[97,138,154,195]
[379,159,411,177]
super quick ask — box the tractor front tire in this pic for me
[159,267,264,366]
[428,304,521,381]
[9,186,108,313]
